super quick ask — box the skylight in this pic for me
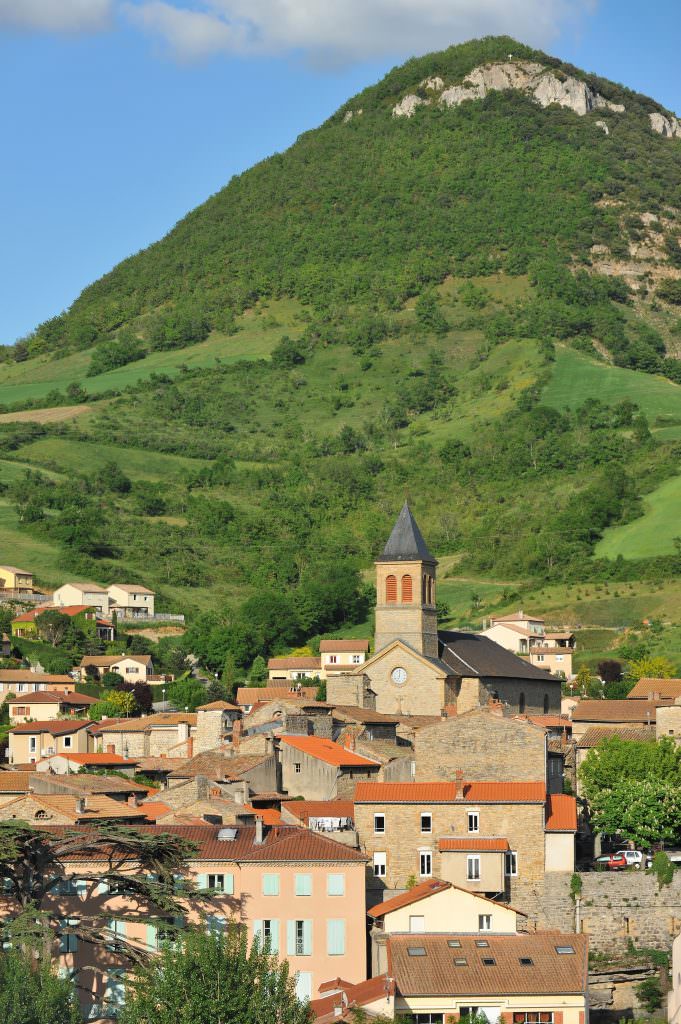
[454,957,468,966]
[482,958,497,966]
[519,958,534,966]
[555,946,575,955]
[448,940,462,948]
[475,940,490,947]
[407,947,426,957]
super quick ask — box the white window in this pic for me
[352,654,361,664]
[373,852,386,877]
[467,811,479,833]
[63,736,72,749]
[409,915,425,933]
[207,874,226,891]
[262,873,279,896]
[58,918,78,954]
[327,873,345,896]
[536,654,545,662]
[419,851,432,877]
[478,914,491,931]
[374,813,385,834]
[505,852,518,877]
[288,919,312,956]
[328,655,337,664]
[420,813,432,834]
[295,874,312,896]
[28,737,37,753]
[467,855,481,881]
[254,919,279,953]
[294,762,302,774]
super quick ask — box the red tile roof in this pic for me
[545,794,578,832]
[241,804,282,825]
[7,690,98,705]
[627,678,681,700]
[58,752,139,766]
[0,671,74,684]
[0,772,33,793]
[281,736,379,769]
[139,801,172,821]
[572,699,662,724]
[196,700,240,711]
[439,837,510,852]
[388,932,588,996]
[526,715,572,729]
[282,800,355,823]
[576,725,656,748]
[354,781,546,803]
[11,604,93,624]
[367,878,450,917]
[10,720,90,736]
[236,686,319,703]
[319,639,370,653]
[267,657,321,670]
[311,976,392,1022]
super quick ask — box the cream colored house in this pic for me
[8,720,92,765]
[268,657,323,682]
[483,613,575,680]
[319,639,369,674]
[79,653,154,682]
[7,690,98,723]
[0,565,34,594]
[0,670,76,702]
[53,582,110,615]
[107,584,155,619]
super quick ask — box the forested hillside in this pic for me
[1,35,681,670]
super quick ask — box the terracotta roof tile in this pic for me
[8,690,98,705]
[572,699,662,724]
[319,639,370,653]
[368,878,450,917]
[45,774,149,795]
[57,752,139,766]
[236,686,319,703]
[80,654,152,667]
[627,678,681,700]
[267,657,321,670]
[281,800,354,823]
[196,701,240,711]
[490,611,545,623]
[311,976,393,1022]
[10,720,90,736]
[241,804,282,825]
[98,713,196,732]
[168,753,268,780]
[139,801,172,821]
[0,772,32,793]
[0,793,147,821]
[526,715,572,728]
[281,736,379,768]
[0,671,73,684]
[439,837,510,852]
[388,932,588,996]
[576,725,656,748]
[331,706,400,725]
[545,794,578,832]
[354,781,545,803]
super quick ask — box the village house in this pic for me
[29,771,150,803]
[107,583,156,619]
[268,657,324,682]
[11,604,115,643]
[281,799,356,839]
[570,698,662,740]
[627,677,681,701]
[353,778,577,914]
[0,564,34,596]
[0,670,76,701]
[79,653,154,682]
[482,612,576,680]
[6,689,98,723]
[21,822,368,1017]
[0,791,148,825]
[7,719,92,765]
[327,504,561,718]
[35,750,141,776]
[95,712,196,759]
[574,725,655,795]
[165,751,278,798]
[236,685,319,712]
[52,582,111,615]
[320,639,369,674]
[279,736,381,801]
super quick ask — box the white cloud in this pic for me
[0,0,113,32]
[121,0,596,65]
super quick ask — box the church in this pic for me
[328,503,561,718]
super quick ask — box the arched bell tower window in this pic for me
[385,575,397,604]
[401,574,413,603]
[519,692,526,715]
[427,576,434,605]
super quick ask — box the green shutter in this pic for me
[327,873,345,896]
[270,919,279,954]
[224,873,234,895]
[263,873,279,896]
[145,924,158,951]
[286,920,296,956]
[302,920,312,956]
[327,919,345,955]
[197,874,208,891]
[253,920,263,947]
[97,881,109,896]
[295,874,311,896]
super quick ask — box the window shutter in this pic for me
[286,920,296,956]
[253,920,263,946]
[295,972,312,1002]
[270,920,279,954]
[303,920,312,956]
[224,873,234,895]
[327,919,345,956]
[295,873,311,896]
[327,873,345,896]
[146,924,158,951]
[197,874,208,890]
[96,881,109,896]
[76,879,88,896]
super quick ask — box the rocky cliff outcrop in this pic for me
[650,111,681,138]
[393,60,625,120]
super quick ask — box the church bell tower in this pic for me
[374,502,439,658]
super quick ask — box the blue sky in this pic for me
[0,0,679,345]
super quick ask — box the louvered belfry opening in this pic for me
[401,574,413,603]
[385,574,397,603]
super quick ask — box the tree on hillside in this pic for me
[120,928,313,1024]
[597,659,623,683]
[626,656,676,682]
[102,689,138,717]
[34,610,74,649]
[167,677,207,712]
[249,656,267,683]
[0,823,203,982]
[0,948,80,1024]
[102,671,125,689]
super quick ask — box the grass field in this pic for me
[6,438,208,481]
[596,474,681,560]
[0,299,301,408]
[543,346,681,422]
[0,501,64,583]
[0,404,92,425]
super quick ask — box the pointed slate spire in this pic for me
[376,502,435,563]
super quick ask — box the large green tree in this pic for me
[0,949,80,1024]
[120,927,313,1024]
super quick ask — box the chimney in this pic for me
[106,743,115,754]
[454,769,464,799]
[254,817,264,845]
[76,796,86,815]
[186,737,194,759]
[232,719,242,752]
[128,793,139,808]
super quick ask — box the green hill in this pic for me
[1,36,681,670]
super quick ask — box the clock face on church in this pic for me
[391,666,408,686]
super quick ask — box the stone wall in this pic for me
[543,870,681,954]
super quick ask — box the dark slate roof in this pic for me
[438,631,556,682]
[376,503,435,563]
